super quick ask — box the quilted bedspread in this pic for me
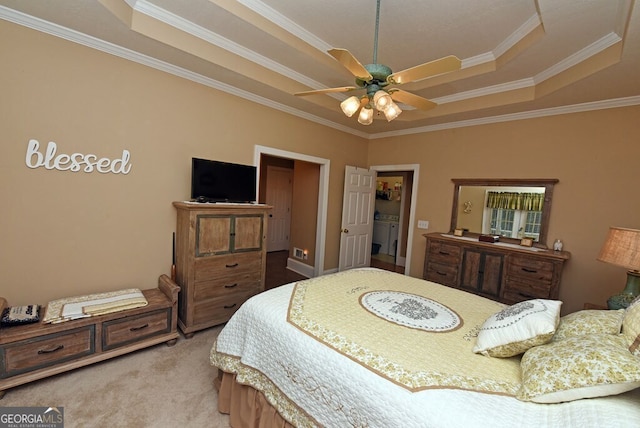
[210,268,640,428]
[287,269,520,394]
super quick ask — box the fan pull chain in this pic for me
[373,0,381,64]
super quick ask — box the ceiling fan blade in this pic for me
[328,48,373,82]
[294,86,357,96]
[387,55,461,85]
[389,90,437,111]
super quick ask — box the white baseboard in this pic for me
[286,257,314,278]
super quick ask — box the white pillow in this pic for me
[473,299,562,358]
[518,334,640,403]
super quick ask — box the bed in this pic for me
[209,268,640,427]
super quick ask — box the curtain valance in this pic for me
[486,192,544,211]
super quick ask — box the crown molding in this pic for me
[534,32,622,84]
[368,95,640,139]
[133,0,324,90]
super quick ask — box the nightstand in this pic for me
[583,303,608,310]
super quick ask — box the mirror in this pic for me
[450,179,558,248]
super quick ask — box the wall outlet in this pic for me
[294,247,304,259]
[417,220,429,229]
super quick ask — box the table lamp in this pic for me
[597,226,640,309]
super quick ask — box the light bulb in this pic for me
[383,101,402,121]
[340,96,360,117]
[357,106,374,125]
[373,90,392,111]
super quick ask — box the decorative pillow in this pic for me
[518,334,640,403]
[622,295,640,356]
[473,299,562,358]
[552,309,624,342]
[1,305,40,326]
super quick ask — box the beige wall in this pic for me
[3,20,639,316]
[291,161,320,266]
[0,21,367,305]
[368,106,640,314]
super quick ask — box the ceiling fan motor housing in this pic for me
[356,63,393,88]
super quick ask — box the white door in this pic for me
[338,166,376,271]
[265,166,293,252]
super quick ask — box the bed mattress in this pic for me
[210,269,640,427]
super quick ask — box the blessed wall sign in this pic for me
[25,139,132,174]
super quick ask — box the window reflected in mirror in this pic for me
[450,179,558,247]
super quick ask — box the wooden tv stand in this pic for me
[0,275,180,399]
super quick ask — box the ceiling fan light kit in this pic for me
[340,96,361,117]
[293,0,461,125]
[383,102,402,121]
[373,90,392,111]
[358,106,374,125]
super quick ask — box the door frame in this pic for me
[255,145,329,278]
[369,163,420,276]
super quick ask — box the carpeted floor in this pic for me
[1,252,395,427]
[1,327,230,428]
[1,251,306,427]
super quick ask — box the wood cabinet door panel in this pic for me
[196,215,232,255]
[234,215,263,251]
[481,253,503,297]
[461,250,481,290]
[461,250,503,298]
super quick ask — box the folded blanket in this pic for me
[43,288,147,324]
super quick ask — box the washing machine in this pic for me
[389,222,399,257]
[373,221,391,254]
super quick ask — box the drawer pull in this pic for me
[224,283,238,289]
[435,271,447,276]
[521,267,538,273]
[224,303,237,309]
[130,323,149,332]
[438,251,450,256]
[518,292,535,299]
[38,344,64,354]
[225,263,239,268]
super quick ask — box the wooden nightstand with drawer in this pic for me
[0,274,179,399]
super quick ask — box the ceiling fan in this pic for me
[294,0,461,125]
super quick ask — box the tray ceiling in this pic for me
[1,0,639,138]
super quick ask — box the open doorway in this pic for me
[255,146,329,280]
[370,164,419,275]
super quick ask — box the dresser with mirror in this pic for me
[423,178,570,305]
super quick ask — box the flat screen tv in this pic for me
[191,158,257,203]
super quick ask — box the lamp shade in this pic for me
[340,96,361,117]
[373,90,392,111]
[357,106,374,125]
[383,101,402,121]
[597,227,640,270]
